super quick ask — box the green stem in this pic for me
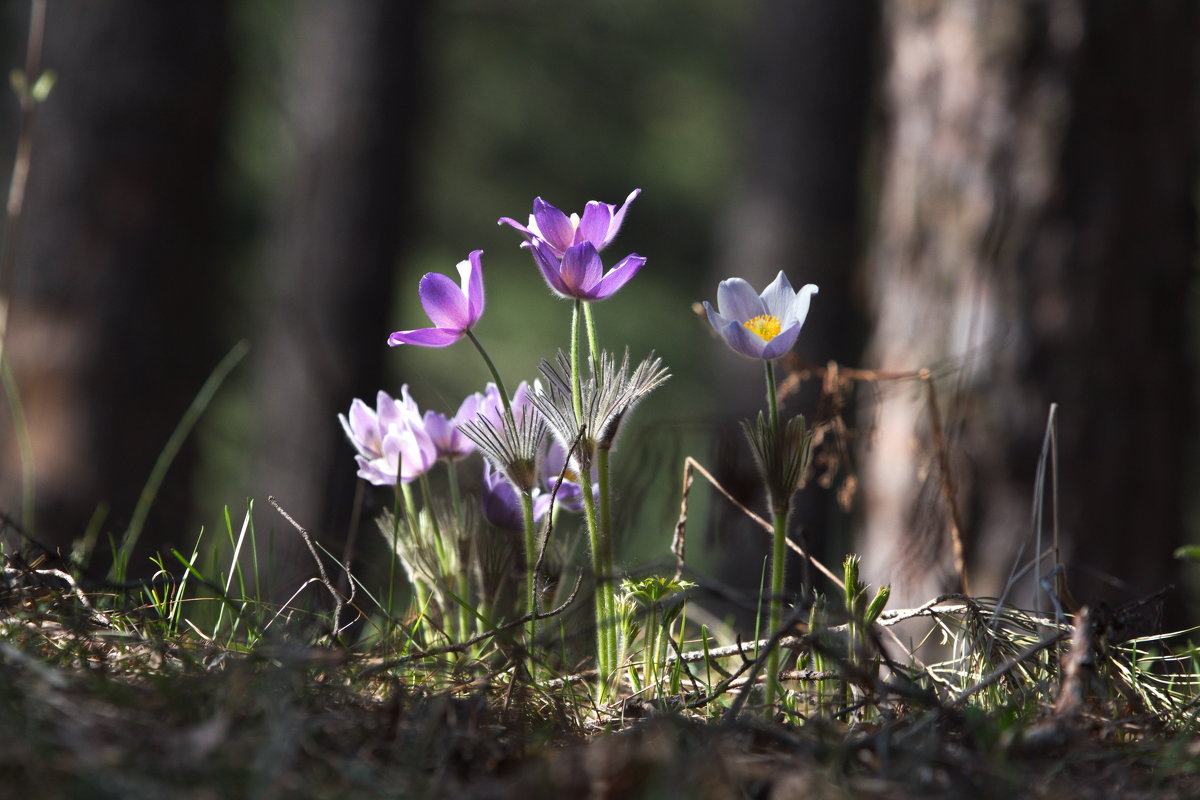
[520,489,538,659]
[765,507,789,709]
[399,482,431,644]
[446,457,463,523]
[570,299,584,422]
[763,359,785,710]
[582,300,600,367]
[597,446,617,676]
[765,359,779,433]
[444,458,471,640]
[466,329,515,424]
[580,465,611,696]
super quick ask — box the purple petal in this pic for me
[498,216,536,241]
[532,197,575,254]
[531,239,573,297]
[452,392,483,426]
[458,249,485,325]
[716,278,766,322]
[608,188,640,242]
[786,283,819,329]
[559,243,604,296]
[576,201,613,249]
[587,253,645,300]
[423,410,453,451]
[759,271,797,319]
[703,301,730,335]
[760,322,802,360]
[719,320,771,359]
[533,493,553,522]
[376,390,402,430]
[418,272,470,331]
[481,462,524,530]
[387,326,465,347]
[355,454,397,486]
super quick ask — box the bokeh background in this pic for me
[0,1,1195,624]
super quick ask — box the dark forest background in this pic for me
[0,0,1195,622]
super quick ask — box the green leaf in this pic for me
[1173,545,1200,562]
[31,70,56,103]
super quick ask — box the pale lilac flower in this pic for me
[529,240,645,302]
[541,439,597,513]
[387,250,485,348]
[498,189,640,258]
[481,461,551,531]
[476,380,538,433]
[339,389,437,485]
[423,391,483,460]
[702,272,819,360]
[461,380,546,493]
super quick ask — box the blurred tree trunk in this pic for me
[0,3,230,566]
[859,1,1196,615]
[251,0,426,589]
[713,0,878,597]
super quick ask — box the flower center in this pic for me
[743,314,782,342]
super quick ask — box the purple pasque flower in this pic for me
[461,379,546,493]
[477,379,538,431]
[339,389,437,485]
[387,250,485,348]
[498,189,640,258]
[541,439,597,513]
[703,271,819,360]
[423,391,483,460]
[529,239,645,302]
[481,461,551,531]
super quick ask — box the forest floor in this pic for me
[4,595,1200,800]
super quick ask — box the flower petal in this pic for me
[376,390,402,430]
[532,197,575,254]
[418,272,470,331]
[387,326,464,347]
[718,320,770,359]
[608,188,640,242]
[587,253,645,300]
[457,249,485,325]
[531,239,572,297]
[759,271,796,318]
[559,242,604,296]
[760,322,802,360]
[716,277,766,322]
[702,301,729,335]
[576,201,613,249]
[497,216,535,240]
[355,454,396,486]
[787,283,819,329]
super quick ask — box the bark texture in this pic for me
[250,0,426,587]
[860,1,1196,614]
[0,3,231,564]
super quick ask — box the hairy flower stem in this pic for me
[444,459,471,639]
[583,301,600,367]
[765,360,780,434]
[580,460,611,694]
[520,489,538,663]
[572,299,612,696]
[421,472,466,642]
[766,506,789,709]
[466,329,515,424]
[763,360,785,709]
[597,446,617,676]
[399,483,431,644]
[466,328,539,667]
[570,300,584,422]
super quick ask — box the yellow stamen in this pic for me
[743,314,782,342]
